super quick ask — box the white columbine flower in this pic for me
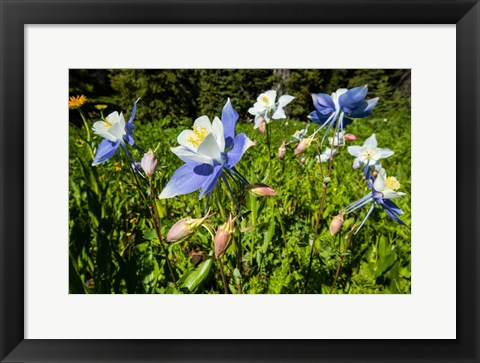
[171,115,226,166]
[248,90,295,129]
[92,111,127,143]
[347,134,394,170]
[373,168,406,199]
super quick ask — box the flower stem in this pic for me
[217,257,229,294]
[149,178,178,289]
[303,114,342,293]
[329,224,357,293]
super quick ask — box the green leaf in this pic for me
[180,256,214,293]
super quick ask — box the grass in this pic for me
[69,103,411,294]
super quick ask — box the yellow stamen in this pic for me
[386,176,401,190]
[261,96,269,104]
[187,126,208,148]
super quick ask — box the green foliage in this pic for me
[69,69,411,294]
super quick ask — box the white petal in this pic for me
[171,146,213,165]
[118,112,126,129]
[383,190,405,199]
[374,161,383,171]
[193,115,212,133]
[105,111,120,125]
[212,117,225,152]
[272,107,286,119]
[252,102,267,113]
[364,134,377,147]
[108,121,126,141]
[248,107,258,116]
[278,95,295,107]
[352,158,361,169]
[92,121,116,142]
[177,130,197,150]
[254,114,264,129]
[373,168,387,191]
[197,132,222,163]
[347,145,362,157]
[379,148,394,158]
[260,90,277,107]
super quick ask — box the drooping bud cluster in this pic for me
[214,214,235,258]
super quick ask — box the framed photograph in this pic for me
[1,0,478,362]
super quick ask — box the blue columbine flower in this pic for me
[91,98,140,166]
[309,85,379,145]
[344,164,407,233]
[159,99,255,200]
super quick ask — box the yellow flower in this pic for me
[95,104,108,110]
[69,95,87,109]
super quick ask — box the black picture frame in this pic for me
[1,0,478,362]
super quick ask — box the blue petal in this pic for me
[159,162,213,199]
[346,98,379,118]
[127,98,140,125]
[339,116,353,128]
[383,199,404,215]
[92,139,120,165]
[364,163,374,188]
[125,98,140,145]
[339,85,368,111]
[312,93,335,115]
[124,133,135,145]
[309,110,331,125]
[377,199,407,225]
[199,163,224,198]
[226,133,251,168]
[221,98,239,150]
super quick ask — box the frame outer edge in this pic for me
[457,2,480,361]
[0,0,479,362]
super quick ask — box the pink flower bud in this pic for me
[300,157,306,165]
[330,212,345,236]
[246,183,278,196]
[166,215,208,243]
[277,139,286,160]
[294,136,314,156]
[214,214,234,258]
[344,133,357,142]
[141,148,158,177]
[259,120,266,136]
